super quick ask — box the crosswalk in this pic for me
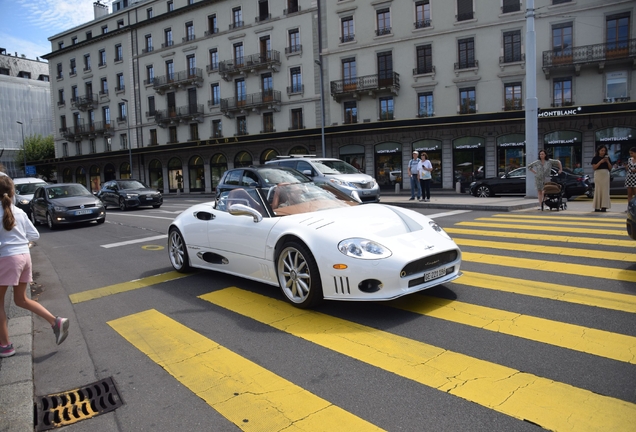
[95,210,636,431]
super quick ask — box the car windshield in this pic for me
[313,160,360,175]
[267,182,358,216]
[47,185,92,199]
[258,168,309,185]
[117,180,148,190]
[15,182,46,194]
[506,167,526,178]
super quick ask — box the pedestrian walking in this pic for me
[528,149,562,210]
[0,176,69,358]
[625,147,636,209]
[419,152,433,202]
[591,145,612,212]
[407,151,422,200]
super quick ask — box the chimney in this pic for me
[94,1,108,19]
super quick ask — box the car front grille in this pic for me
[68,204,97,210]
[400,250,459,278]
[353,182,374,189]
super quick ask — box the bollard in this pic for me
[395,182,400,194]
[456,181,461,194]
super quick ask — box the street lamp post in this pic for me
[121,98,133,178]
[16,121,26,176]
[314,59,326,158]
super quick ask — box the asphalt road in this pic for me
[20,196,636,431]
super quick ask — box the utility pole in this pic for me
[525,0,538,198]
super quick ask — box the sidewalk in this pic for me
[0,190,627,431]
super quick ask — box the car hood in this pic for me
[16,193,35,201]
[325,173,375,184]
[119,187,160,194]
[48,197,103,207]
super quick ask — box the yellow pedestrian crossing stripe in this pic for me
[388,295,636,364]
[108,310,384,432]
[476,216,624,228]
[456,221,625,236]
[199,287,636,432]
[490,214,625,223]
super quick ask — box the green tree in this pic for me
[15,134,56,180]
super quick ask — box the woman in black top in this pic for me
[591,145,612,212]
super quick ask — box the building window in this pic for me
[258,0,270,22]
[208,48,218,71]
[344,101,357,124]
[117,19,124,29]
[553,78,572,106]
[606,13,630,51]
[459,87,476,113]
[341,16,354,43]
[290,67,302,93]
[262,112,274,133]
[149,129,157,145]
[90,139,96,154]
[167,1,173,12]
[70,58,76,75]
[502,0,521,13]
[83,54,91,72]
[118,102,127,121]
[71,85,78,101]
[187,54,196,76]
[232,7,243,29]
[237,116,247,135]
[146,65,154,84]
[212,119,222,138]
[62,142,68,157]
[166,60,174,81]
[115,44,123,62]
[605,71,628,101]
[503,31,522,63]
[291,108,303,130]
[102,25,108,34]
[120,134,128,150]
[552,0,571,4]
[76,141,82,156]
[418,92,434,117]
[236,79,246,105]
[288,29,301,54]
[457,0,474,21]
[86,31,92,40]
[377,51,393,86]
[58,42,64,50]
[457,37,475,69]
[415,1,431,29]
[286,0,299,14]
[376,8,391,36]
[103,106,110,125]
[100,77,108,95]
[58,89,65,105]
[210,83,220,105]
[56,63,63,79]
[342,58,356,88]
[415,44,432,74]
[207,14,217,35]
[379,97,394,120]
[104,138,111,152]
[169,126,177,143]
[552,22,573,57]
[504,82,522,110]
[145,35,153,53]
[72,37,78,45]
[185,21,195,41]
[99,49,106,66]
[234,43,244,66]
[147,8,153,19]
[116,73,124,91]
[187,0,194,5]
[190,123,199,140]
[164,28,173,47]
[148,96,156,116]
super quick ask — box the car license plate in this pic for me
[424,267,446,282]
[75,209,92,215]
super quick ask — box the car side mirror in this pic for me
[302,170,312,176]
[229,204,263,223]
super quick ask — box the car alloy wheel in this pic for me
[276,241,322,308]
[46,212,56,230]
[30,211,38,226]
[475,185,491,198]
[119,197,127,211]
[168,228,191,273]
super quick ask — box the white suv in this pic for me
[266,156,380,203]
[13,177,48,216]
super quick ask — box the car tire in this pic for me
[119,197,127,211]
[475,185,492,198]
[46,212,56,230]
[168,228,191,273]
[152,204,161,208]
[30,211,38,226]
[96,217,105,224]
[276,241,323,309]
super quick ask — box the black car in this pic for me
[216,166,311,202]
[30,183,106,229]
[97,179,163,211]
[469,167,590,199]
[627,197,636,241]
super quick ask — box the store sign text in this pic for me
[538,107,581,118]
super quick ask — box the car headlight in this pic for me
[469,181,476,187]
[18,199,29,205]
[429,221,452,240]
[126,193,139,199]
[53,205,67,212]
[338,238,392,259]
[329,178,355,188]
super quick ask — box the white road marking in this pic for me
[106,213,176,220]
[428,210,472,219]
[101,234,168,249]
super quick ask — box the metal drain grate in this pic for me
[34,377,123,431]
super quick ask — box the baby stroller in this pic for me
[541,174,567,211]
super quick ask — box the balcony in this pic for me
[60,127,76,140]
[218,51,281,81]
[220,90,281,118]
[284,5,301,14]
[154,104,204,127]
[76,121,114,138]
[542,39,636,78]
[151,68,204,94]
[330,72,400,102]
[414,19,431,29]
[71,93,98,111]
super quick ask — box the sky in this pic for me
[0,0,97,61]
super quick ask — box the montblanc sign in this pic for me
[538,106,581,118]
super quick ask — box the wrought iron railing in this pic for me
[542,39,636,68]
[220,90,281,112]
[152,68,203,89]
[330,72,400,96]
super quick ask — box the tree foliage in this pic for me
[15,134,56,180]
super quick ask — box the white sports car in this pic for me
[168,181,462,308]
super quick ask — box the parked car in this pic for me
[97,179,163,211]
[469,167,590,199]
[266,156,380,203]
[13,177,48,216]
[168,180,461,309]
[588,166,628,197]
[30,183,106,229]
[627,197,636,241]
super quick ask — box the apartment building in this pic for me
[43,0,635,194]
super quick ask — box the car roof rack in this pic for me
[274,154,317,159]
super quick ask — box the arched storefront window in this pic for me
[149,159,163,190]
[210,153,228,190]
[62,168,73,183]
[75,166,87,187]
[595,127,636,166]
[374,142,402,190]
[189,155,204,192]
[89,165,101,193]
[120,162,131,179]
[453,137,485,192]
[413,139,442,188]
[168,157,183,192]
[339,144,365,172]
[289,146,308,155]
[496,134,526,176]
[543,131,582,170]
[104,163,116,181]
[234,151,252,168]
[260,148,279,164]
